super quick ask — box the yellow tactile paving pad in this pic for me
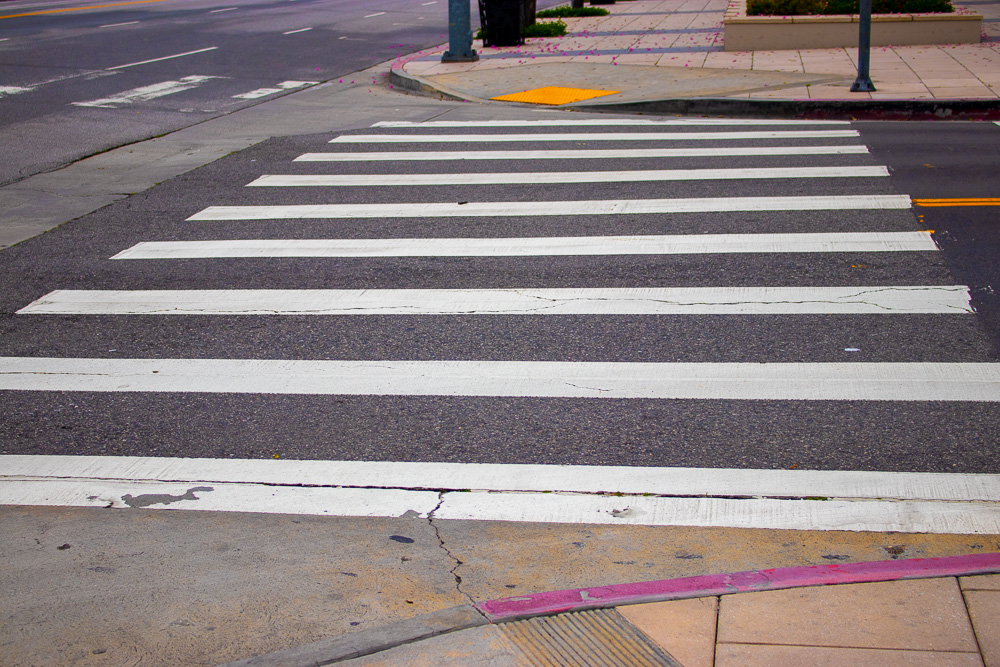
[491,86,619,105]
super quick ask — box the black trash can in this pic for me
[478,0,528,47]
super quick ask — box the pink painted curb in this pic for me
[476,552,1000,621]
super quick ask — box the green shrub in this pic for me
[536,6,610,17]
[747,0,951,13]
[525,19,568,36]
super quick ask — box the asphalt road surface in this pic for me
[1,113,999,473]
[0,0,512,185]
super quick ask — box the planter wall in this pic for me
[723,0,982,50]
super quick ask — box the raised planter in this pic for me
[723,0,982,50]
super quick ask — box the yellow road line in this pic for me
[1,0,170,20]
[912,198,1000,207]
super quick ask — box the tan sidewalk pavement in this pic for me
[395,0,1000,105]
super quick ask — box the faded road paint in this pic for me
[122,486,214,508]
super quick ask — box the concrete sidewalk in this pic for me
[3,503,999,666]
[392,0,1000,114]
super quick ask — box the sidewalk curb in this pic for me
[389,59,1000,120]
[389,58,491,105]
[223,552,1000,666]
[479,551,1000,621]
[579,97,1000,121]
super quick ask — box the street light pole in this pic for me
[851,0,876,92]
[442,0,479,62]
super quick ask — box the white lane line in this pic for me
[110,231,940,260]
[187,195,913,220]
[372,119,852,127]
[295,146,871,161]
[232,80,317,99]
[2,456,999,533]
[364,11,386,17]
[283,27,312,34]
[329,130,860,143]
[106,47,219,70]
[100,20,139,27]
[16,286,972,316]
[1,358,999,401]
[248,166,889,187]
[72,75,219,108]
[421,1,437,5]
[5,456,997,502]
[0,86,33,98]
[210,6,237,11]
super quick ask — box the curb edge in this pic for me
[478,552,1000,621]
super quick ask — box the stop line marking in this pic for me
[188,195,912,220]
[329,130,860,143]
[110,231,939,259]
[247,166,888,187]
[295,146,870,161]
[1,358,998,400]
[18,286,972,316]
[2,456,998,534]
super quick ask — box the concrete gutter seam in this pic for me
[222,552,1000,665]
[578,98,1000,121]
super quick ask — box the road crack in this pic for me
[427,492,480,610]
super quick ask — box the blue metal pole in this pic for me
[442,0,479,62]
[851,0,876,92]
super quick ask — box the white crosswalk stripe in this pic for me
[328,130,861,143]
[17,286,972,316]
[371,119,853,127]
[295,146,871,161]
[2,358,999,401]
[110,231,938,259]
[188,195,912,220]
[246,166,889,187]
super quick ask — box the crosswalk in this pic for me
[2,117,994,396]
[3,115,999,530]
